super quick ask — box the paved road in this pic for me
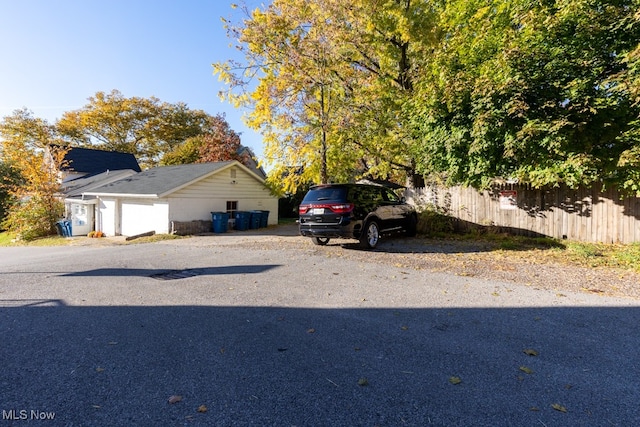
[1,228,639,426]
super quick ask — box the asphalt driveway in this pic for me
[1,227,639,426]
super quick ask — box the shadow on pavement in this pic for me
[1,303,639,426]
[59,265,281,278]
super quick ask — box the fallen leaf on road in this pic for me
[519,366,534,374]
[552,403,567,413]
[523,349,539,356]
[197,405,207,413]
[168,395,183,404]
[358,378,369,386]
[449,376,462,385]
[307,328,316,334]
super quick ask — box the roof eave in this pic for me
[83,192,159,198]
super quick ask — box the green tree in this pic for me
[160,135,204,165]
[409,0,640,191]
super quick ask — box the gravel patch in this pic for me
[215,229,640,300]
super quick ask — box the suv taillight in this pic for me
[299,203,354,215]
[328,203,354,214]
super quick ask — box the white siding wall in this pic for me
[121,199,169,236]
[95,165,279,236]
[169,166,279,224]
[97,198,117,237]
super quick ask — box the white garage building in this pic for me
[83,160,278,237]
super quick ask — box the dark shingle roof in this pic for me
[61,169,138,197]
[85,161,238,197]
[62,147,141,174]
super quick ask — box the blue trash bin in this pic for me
[211,212,229,233]
[56,220,71,237]
[234,211,250,231]
[63,220,72,237]
[55,221,66,237]
[249,211,262,229]
[260,210,270,228]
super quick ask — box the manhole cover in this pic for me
[150,269,204,280]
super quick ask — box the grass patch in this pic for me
[0,231,186,246]
[278,217,298,225]
[0,231,70,247]
[450,232,640,273]
[556,242,640,271]
[0,232,16,246]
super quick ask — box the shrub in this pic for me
[1,195,64,241]
[416,207,456,236]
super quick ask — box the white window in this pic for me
[226,201,238,217]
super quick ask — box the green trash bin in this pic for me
[211,212,229,233]
[249,211,262,229]
[234,211,250,231]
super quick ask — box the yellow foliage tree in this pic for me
[215,0,437,193]
[0,109,67,240]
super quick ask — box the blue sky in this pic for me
[0,0,265,158]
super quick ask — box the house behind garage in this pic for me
[54,146,142,236]
[83,160,278,237]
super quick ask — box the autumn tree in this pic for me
[0,160,22,229]
[216,1,355,192]
[215,0,438,192]
[0,109,67,239]
[162,113,243,165]
[197,114,243,163]
[56,90,216,168]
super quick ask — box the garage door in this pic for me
[121,201,169,236]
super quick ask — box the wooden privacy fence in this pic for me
[405,184,640,244]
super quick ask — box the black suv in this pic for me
[298,183,418,249]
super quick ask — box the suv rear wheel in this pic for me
[311,237,330,246]
[359,220,380,249]
[406,214,418,237]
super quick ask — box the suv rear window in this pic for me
[301,186,348,203]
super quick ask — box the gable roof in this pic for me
[60,169,138,198]
[59,146,141,175]
[84,160,263,198]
